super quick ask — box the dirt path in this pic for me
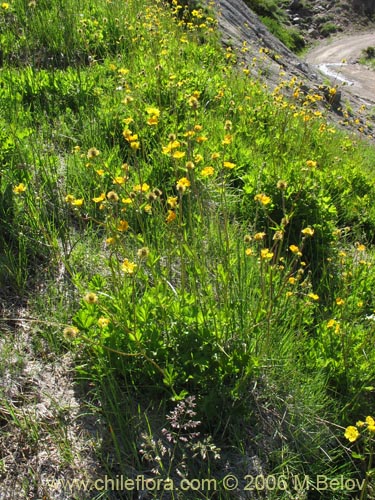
[305,33,375,105]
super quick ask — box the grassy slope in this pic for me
[1,0,375,498]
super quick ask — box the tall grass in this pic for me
[1,0,375,497]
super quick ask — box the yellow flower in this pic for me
[167,196,178,209]
[201,166,215,177]
[122,258,137,274]
[145,106,160,117]
[166,210,176,223]
[344,426,359,443]
[254,193,271,206]
[106,237,116,245]
[117,220,129,232]
[194,153,204,163]
[196,135,208,144]
[144,204,152,214]
[13,183,27,194]
[93,193,106,203]
[65,194,75,203]
[122,197,133,205]
[308,293,319,301]
[71,198,84,207]
[176,177,190,192]
[288,277,297,285]
[130,141,140,150]
[306,160,317,168]
[356,420,365,428]
[366,416,375,427]
[147,115,159,126]
[336,297,345,306]
[133,183,150,192]
[356,243,366,252]
[301,227,314,237]
[211,152,220,160]
[222,134,233,145]
[96,169,105,176]
[245,248,253,256]
[98,317,110,328]
[289,245,301,255]
[223,161,236,169]
[260,248,273,260]
[113,176,126,185]
[83,292,98,304]
[254,232,266,241]
[87,147,100,159]
[172,150,186,159]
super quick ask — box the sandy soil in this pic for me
[305,32,375,105]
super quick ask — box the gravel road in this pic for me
[305,33,375,105]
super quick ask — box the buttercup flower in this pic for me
[201,166,215,177]
[98,317,110,328]
[13,183,27,194]
[344,426,359,443]
[166,210,177,223]
[176,177,191,192]
[301,227,314,237]
[254,193,271,206]
[122,259,137,274]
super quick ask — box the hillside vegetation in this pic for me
[1,0,375,498]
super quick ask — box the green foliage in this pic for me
[2,0,375,495]
[320,21,338,37]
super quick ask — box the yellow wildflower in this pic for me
[288,277,297,285]
[117,220,129,232]
[176,177,190,192]
[172,150,186,159]
[223,161,236,169]
[289,245,301,255]
[306,160,317,168]
[254,193,271,206]
[301,227,314,237]
[260,248,273,260]
[308,293,319,301]
[98,317,110,328]
[13,183,27,194]
[254,232,266,241]
[92,193,106,203]
[166,210,177,223]
[167,196,178,209]
[133,183,150,192]
[245,248,253,256]
[344,426,359,443]
[222,134,233,145]
[113,176,126,185]
[336,297,345,306]
[71,198,84,207]
[366,416,375,427]
[122,259,137,274]
[201,166,215,177]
